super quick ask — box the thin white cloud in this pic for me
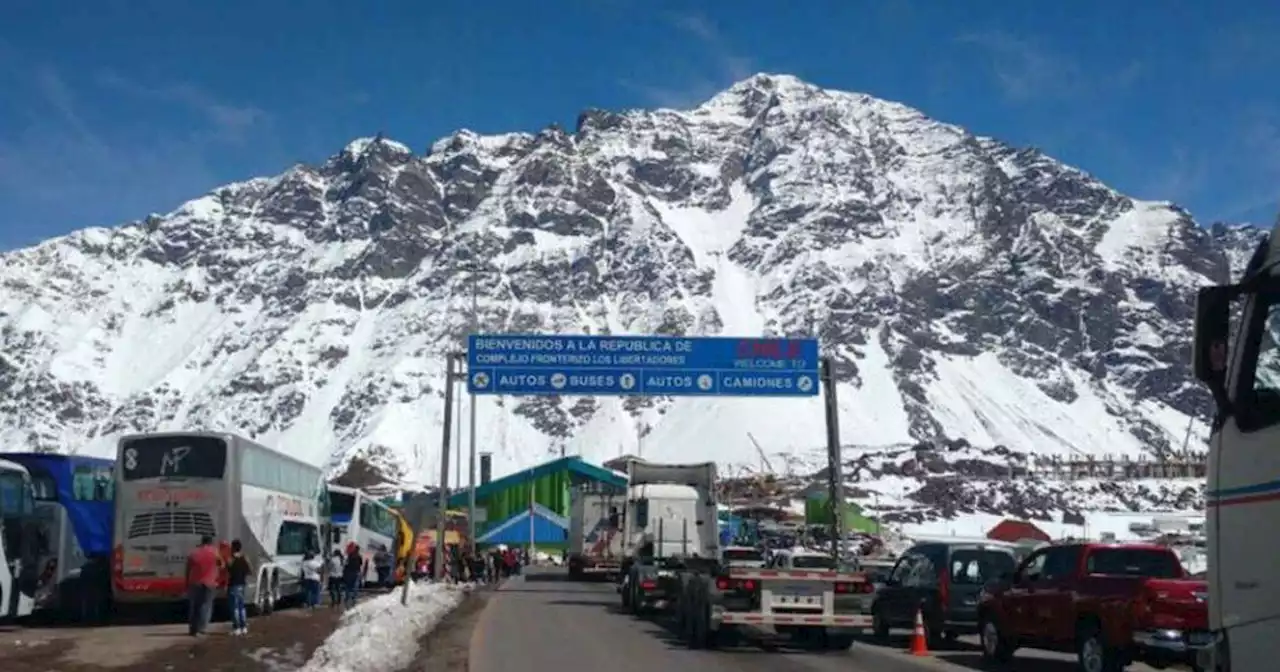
[94,70,266,142]
[1135,109,1280,224]
[956,30,1141,102]
[0,56,269,247]
[621,11,755,109]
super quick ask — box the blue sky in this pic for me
[1,0,1277,249]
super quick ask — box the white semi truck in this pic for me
[1192,219,1280,672]
[618,459,720,612]
[616,457,870,651]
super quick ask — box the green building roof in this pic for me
[445,455,626,507]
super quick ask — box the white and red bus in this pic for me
[111,432,327,614]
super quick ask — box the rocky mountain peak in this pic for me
[0,74,1263,491]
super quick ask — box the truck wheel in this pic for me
[1076,624,1123,672]
[686,602,717,649]
[980,616,1015,663]
[823,631,856,651]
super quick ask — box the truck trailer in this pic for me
[567,483,625,580]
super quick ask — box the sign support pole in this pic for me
[821,357,845,567]
[467,274,480,554]
[432,353,458,584]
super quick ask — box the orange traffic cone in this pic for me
[908,607,929,656]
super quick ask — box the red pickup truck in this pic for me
[977,542,1208,671]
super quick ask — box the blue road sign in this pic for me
[466,334,820,397]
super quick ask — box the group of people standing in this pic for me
[301,541,380,609]
[184,536,529,638]
[411,544,527,583]
[184,537,378,637]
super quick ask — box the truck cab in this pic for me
[1192,220,1280,672]
[617,460,719,614]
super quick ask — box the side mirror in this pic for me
[1193,285,1237,406]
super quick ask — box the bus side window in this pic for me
[635,499,649,528]
[1249,303,1280,411]
[98,467,114,500]
[73,467,93,500]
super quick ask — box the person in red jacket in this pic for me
[185,535,222,636]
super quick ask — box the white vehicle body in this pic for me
[326,484,400,583]
[112,432,327,613]
[622,460,719,560]
[722,545,767,569]
[712,565,874,630]
[0,459,37,619]
[1192,223,1280,672]
[567,486,625,575]
[770,548,837,571]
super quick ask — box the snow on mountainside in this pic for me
[0,73,1264,487]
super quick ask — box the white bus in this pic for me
[326,484,407,584]
[0,458,38,619]
[111,432,327,615]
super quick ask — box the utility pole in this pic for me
[454,386,462,491]
[468,272,479,554]
[821,357,845,567]
[433,352,460,582]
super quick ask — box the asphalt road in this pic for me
[470,567,1163,672]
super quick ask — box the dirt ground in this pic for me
[0,586,492,672]
[0,599,352,671]
[399,589,489,672]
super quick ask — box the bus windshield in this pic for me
[121,435,226,480]
[329,491,356,518]
[0,467,34,516]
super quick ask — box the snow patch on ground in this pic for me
[299,582,471,672]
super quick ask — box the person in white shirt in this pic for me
[327,551,344,607]
[301,551,324,609]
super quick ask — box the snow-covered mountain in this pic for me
[0,73,1262,485]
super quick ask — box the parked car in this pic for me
[978,542,1209,671]
[871,541,1019,647]
[721,545,767,569]
[851,559,895,614]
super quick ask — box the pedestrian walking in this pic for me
[301,551,323,608]
[184,534,222,636]
[327,551,344,607]
[342,543,362,607]
[226,539,252,635]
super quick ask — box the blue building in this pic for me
[445,456,626,548]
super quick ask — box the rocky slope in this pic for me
[0,73,1262,484]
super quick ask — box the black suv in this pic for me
[871,541,1018,647]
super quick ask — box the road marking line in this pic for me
[468,585,502,672]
